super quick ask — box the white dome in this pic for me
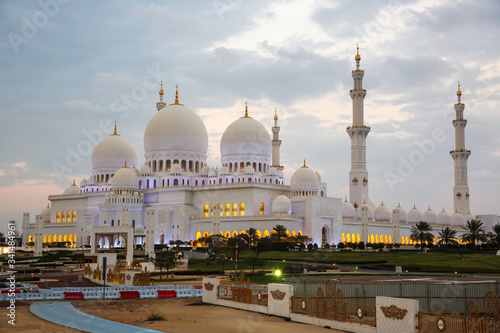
[393,204,407,222]
[63,181,80,195]
[342,198,355,219]
[290,163,320,191]
[219,166,229,175]
[408,205,422,223]
[268,167,277,176]
[220,114,271,159]
[111,166,138,190]
[132,166,140,176]
[92,133,137,170]
[134,225,145,235]
[368,199,376,209]
[208,168,217,177]
[170,163,182,174]
[201,165,211,176]
[374,201,391,221]
[356,202,374,220]
[140,163,151,175]
[87,176,94,185]
[80,178,87,187]
[272,194,291,215]
[244,165,255,174]
[451,212,465,226]
[144,103,208,155]
[464,212,475,222]
[315,171,321,182]
[41,204,51,222]
[422,207,438,224]
[437,209,451,225]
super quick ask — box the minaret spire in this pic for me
[169,84,183,106]
[113,121,118,135]
[347,44,370,207]
[451,81,471,215]
[244,101,249,117]
[271,107,283,171]
[156,80,166,111]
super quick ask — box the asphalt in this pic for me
[30,302,162,333]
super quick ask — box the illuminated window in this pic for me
[375,235,379,243]
[43,235,47,243]
[67,211,71,223]
[210,204,214,217]
[219,203,223,216]
[292,230,296,237]
[401,236,405,244]
[225,203,230,216]
[58,234,63,242]
[256,230,262,238]
[263,230,270,237]
[232,203,237,216]
[384,235,388,244]
[357,234,360,243]
[196,232,201,240]
[72,211,76,222]
[370,234,374,243]
[342,233,346,243]
[203,204,208,218]
[56,211,60,223]
[260,202,264,215]
[61,211,66,223]
[352,233,355,243]
[298,231,303,236]
[203,231,209,238]
[48,235,52,243]
[389,235,392,244]
[232,230,238,238]
[64,234,68,242]
[239,202,245,216]
[225,231,230,238]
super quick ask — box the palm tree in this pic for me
[272,225,287,241]
[410,221,434,253]
[437,227,458,247]
[246,228,258,246]
[487,224,500,250]
[462,219,487,251]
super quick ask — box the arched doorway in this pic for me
[321,226,330,245]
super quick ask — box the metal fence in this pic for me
[287,280,500,314]
[218,272,269,306]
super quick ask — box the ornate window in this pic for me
[232,203,237,216]
[239,202,245,216]
[203,204,208,218]
[260,202,264,215]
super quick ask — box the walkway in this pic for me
[30,302,162,333]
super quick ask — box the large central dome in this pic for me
[144,103,208,155]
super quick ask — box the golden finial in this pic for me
[274,108,278,121]
[355,43,361,62]
[159,81,164,96]
[398,202,401,207]
[381,200,384,206]
[174,84,179,103]
[113,121,117,135]
[457,81,462,97]
[413,204,416,209]
[72,179,76,186]
[124,160,128,168]
[244,101,248,117]
[302,159,307,168]
[345,196,348,202]
[363,199,367,204]
[428,205,431,211]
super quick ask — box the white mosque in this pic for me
[21,47,500,259]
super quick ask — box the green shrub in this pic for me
[146,312,165,321]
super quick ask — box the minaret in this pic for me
[156,81,166,111]
[271,108,283,171]
[451,82,471,215]
[347,44,370,207]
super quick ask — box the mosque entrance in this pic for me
[321,226,330,245]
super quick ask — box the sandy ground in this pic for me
[1,298,342,333]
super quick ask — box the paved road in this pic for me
[30,302,162,333]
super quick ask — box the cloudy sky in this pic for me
[1,0,499,232]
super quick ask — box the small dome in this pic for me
[290,162,320,191]
[408,205,422,223]
[356,201,374,220]
[80,178,87,187]
[87,176,94,185]
[315,171,321,182]
[437,208,451,225]
[451,211,465,226]
[63,180,80,195]
[272,194,291,215]
[140,163,152,176]
[111,165,139,190]
[92,131,137,170]
[170,163,182,174]
[422,206,437,224]
[268,167,277,176]
[374,201,391,221]
[342,198,355,219]
[201,165,211,176]
[132,166,140,176]
[41,204,51,222]
[208,168,217,177]
[464,212,475,222]
[393,203,407,222]
[244,165,255,174]
[219,166,229,175]
[134,225,145,235]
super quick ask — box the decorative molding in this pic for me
[270,289,286,300]
[380,305,408,320]
[204,282,214,291]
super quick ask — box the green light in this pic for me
[275,269,281,277]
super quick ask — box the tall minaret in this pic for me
[347,44,370,207]
[156,81,166,111]
[271,108,283,171]
[451,82,471,215]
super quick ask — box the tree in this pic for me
[462,219,487,252]
[155,251,177,279]
[437,227,458,247]
[272,225,287,241]
[487,224,500,250]
[246,228,258,246]
[410,221,434,253]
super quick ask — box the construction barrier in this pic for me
[157,290,177,298]
[64,292,84,300]
[120,291,140,299]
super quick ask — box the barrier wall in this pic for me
[376,296,419,333]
